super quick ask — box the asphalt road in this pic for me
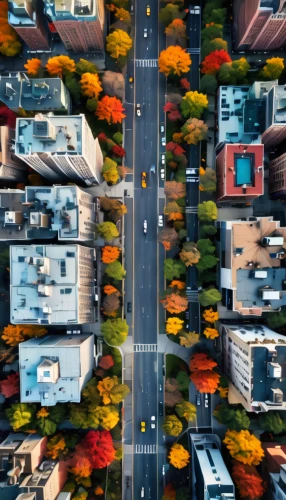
[132,0,160,497]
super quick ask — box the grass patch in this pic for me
[166,353,182,377]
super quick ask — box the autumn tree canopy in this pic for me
[168,443,190,469]
[190,370,220,394]
[180,91,208,119]
[198,201,217,221]
[162,415,183,436]
[24,58,41,76]
[75,430,116,469]
[223,430,264,466]
[232,461,265,500]
[158,227,179,251]
[159,46,191,77]
[80,72,102,100]
[161,292,188,314]
[96,95,126,124]
[0,372,19,398]
[100,318,129,346]
[175,401,196,421]
[46,55,76,76]
[0,1,21,57]
[181,118,208,145]
[2,324,47,347]
[260,56,284,80]
[180,242,201,267]
[199,167,216,192]
[6,403,36,431]
[201,49,232,75]
[97,376,130,405]
[165,19,186,44]
[106,29,132,58]
[190,352,217,371]
[164,181,186,200]
[166,317,184,335]
[102,246,121,264]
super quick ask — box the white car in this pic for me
[143,220,147,233]
[160,168,165,180]
[144,28,147,38]
[161,137,166,146]
[205,394,209,408]
[158,215,163,227]
[161,154,165,165]
[162,465,165,476]
[136,104,141,116]
[151,416,155,429]
[160,124,164,133]
[141,487,145,498]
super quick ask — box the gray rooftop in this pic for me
[236,268,286,310]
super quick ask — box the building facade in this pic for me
[216,216,286,315]
[8,0,50,51]
[0,185,97,241]
[222,324,286,412]
[43,0,105,53]
[10,244,96,324]
[263,442,286,499]
[0,127,26,182]
[19,334,94,405]
[262,84,286,149]
[269,152,286,197]
[216,143,264,203]
[234,0,286,50]
[190,434,235,499]
[15,113,103,185]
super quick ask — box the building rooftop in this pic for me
[8,0,36,27]
[265,84,286,128]
[16,114,83,156]
[20,460,57,488]
[0,73,70,113]
[44,0,97,18]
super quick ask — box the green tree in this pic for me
[259,412,286,435]
[82,378,101,405]
[260,57,284,80]
[0,248,9,269]
[176,371,190,392]
[267,309,286,329]
[202,37,227,59]
[113,132,123,145]
[102,157,119,185]
[100,318,129,346]
[196,239,219,271]
[64,73,82,104]
[86,99,97,113]
[200,167,216,192]
[6,403,36,431]
[200,74,218,94]
[218,58,250,85]
[198,201,217,221]
[105,261,126,280]
[164,258,186,280]
[214,402,250,431]
[180,91,208,119]
[159,4,181,26]
[97,222,119,241]
[201,23,223,42]
[200,225,217,237]
[162,415,183,436]
[37,416,57,436]
[76,58,98,75]
[203,5,227,25]
[175,401,196,421]
[199,287,222,307]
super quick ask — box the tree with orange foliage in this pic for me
[190,370,220,393]
[232,461,264,500]
[164,201,184,221]
[163,483,176,500]
[0,2,21,57]
[74,430,116,470]
[96,95,126,124]
[180,242,200,267]
[180,77,191,90]
[168,443,190,469]
[165,19,186,43]
[158,227,179,251]
[201,49,232,75]
[164,181,186,200]
[80,72,102,100]
[46,55,76,77]
[95,486,104,496]
[223,430,264,466]
[24,58,41,77]
[161,292,188,314]
[69,455,92,487]
[46,433,68,460]
[102,246,121,264]
[190,352,217,371]
[203,327,219,340]
[2,324,47,347]
[114,7,131,23]
[98,355,114,370]
[103,285,120,296]
[159,46,192,77]
[181,118,208,145]
[170,280,185,290]
[202,308,219,324]
[97,376,130,405]
[0,372,19,398]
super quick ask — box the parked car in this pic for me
[127,302,132,313]
[158,215,163,227]
[161,154,165,165]
[144,28,147,38]
[205,394,209,408]
[136,103,141,116]
[141,171,147,188]
[150,164,155,173]
[161,137,166,146]
[141,486,145,497]
[159,384,162,392]
[160,168,165,180]
[196,393,201,406]
[160,124,164,133]
[143,220,147,234]
[159,402,163,416]
[141,421,146,432]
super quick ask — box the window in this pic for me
[18,256,25,262]
[65,288,72,294]
[43,370,50,377]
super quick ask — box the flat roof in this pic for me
[236,268,286,310]
[224,324,286,344]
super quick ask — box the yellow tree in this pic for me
[203,327,219,339]
[223,430,264,466]
[97,376,130,405]
[2,324,47,347]
[24,58,41,76]
[80,73,102,100]
[106,29,132,59]
[166,317,184,335]
[180,91,208,119]
[115,7,131,23]
[46,55,76,77]
[260,57,284,80]
[168,443,190,469]
[159,46,192,77]
[179,242,200,267]
[179,331,200,347]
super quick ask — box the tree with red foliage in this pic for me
[163,483,176,500]
[232,460,264,499]
[201,49,232,75]
[0,106,16,128]
[190,369,220,393]
[0,372,20,398]
[189,352,217,371]
[163,102,182,121]
[180,78,191,90]
[76,430,116,469]
[98,355,115,370]
[98,132,108,144]
[166,141,185,156]
[111,144,126,158]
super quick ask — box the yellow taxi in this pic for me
[141,172,147,188]
[141,421,146,432]
[146,5,150,16]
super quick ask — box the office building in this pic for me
[18,459,67,500]
[0,127,26,182]
[43,0,105,53]
[10,244,96,325]
[222,324,286,412]
[8,0,50,51]
[0,185,96,241]
[15,113,103,185]
[262,84,286,149]
[216,216,286,315]
[19,334,94,405]
[216,143,264,203]
[263,442,286,499]
[0,73,71,114]
[190,434,235,500]
[234,0,286,51]
[269,152,286,197]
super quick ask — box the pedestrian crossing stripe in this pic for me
[135,59,158,67]
[134,444,157,454]
[134,344,157,352]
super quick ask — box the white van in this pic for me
[262,236,284,246]
[141,487,145,497]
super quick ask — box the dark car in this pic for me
[127,302,132,313]
[159,402,163,416]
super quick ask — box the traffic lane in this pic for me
[190,383,212,428]
[134,454,157,500]
[188,301,200,334]
[135,0,158,60]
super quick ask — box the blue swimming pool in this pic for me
[235,156,252,186]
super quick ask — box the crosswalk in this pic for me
[186,289,199,302]
[135,444,157,454]
[136,59,158,67]
[185,206,198,213]
[134,344,157,352]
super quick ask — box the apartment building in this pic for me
[18,459,67,500]
[15,113,103,185]
[43,0,105,53]
[10,244,95,325]
[19,334,94,405]
[262,84,286,149]
[216,216,286,315]
[234,0,286,50]
[216,143,264,203]
[0,73,70,114]
[263,442,286,499]
[0,185,96,241]
[0,127,26,182]
[8,0,50,51]
[269,151,286,197]
[222,324,286,412]
[190,434,235,499]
